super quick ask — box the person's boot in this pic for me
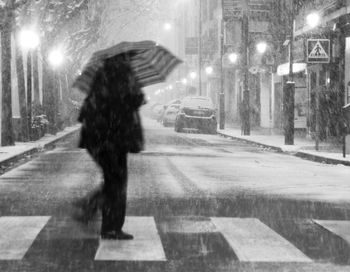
[72,195,100,224]
[101,230,133,240]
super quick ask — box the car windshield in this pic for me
[166,99,181,106]
[182,97,213,109]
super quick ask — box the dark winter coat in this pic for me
[78,55,145,160]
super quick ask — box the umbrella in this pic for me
[73,40,182,93]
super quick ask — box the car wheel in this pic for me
[208,127,217,134]
[174,121,183,133]
[208,123,217,134]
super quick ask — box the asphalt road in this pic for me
[0,117,350,272]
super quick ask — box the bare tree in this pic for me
[0,0,29,146]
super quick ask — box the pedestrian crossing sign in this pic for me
[307,39,330,63]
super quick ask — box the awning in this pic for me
[277,63,307,76]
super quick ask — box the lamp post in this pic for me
[198,0,202,96]
[19,29,40,141]
[241,0,250,135]
[305,12,321,150]
[48,48,65,132]
[283,1,296,145]
[189,71,197,86]
[219,18,225,129]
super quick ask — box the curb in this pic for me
[42,126,80,149]
[217,131,350,167]
[217,131,283,152]
[295,151,350,166]
[0,126,80,171]
[0,147,39,171]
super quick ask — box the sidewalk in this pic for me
[0,124,81,170]
[218,126,350,166]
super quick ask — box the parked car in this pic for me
[174,96,217,134]
[159,99,182,123]
[162,104,180,127]
[152,104,165,121]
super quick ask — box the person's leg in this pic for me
[113,152,128,232]
[100,153,115,234]
[101,152,132,239]
[72,149,105,223]
[72,186,103,223]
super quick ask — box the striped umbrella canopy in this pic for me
[73,40,182,94]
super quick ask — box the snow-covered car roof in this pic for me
[165,99,182,106]
[181,96,214,109]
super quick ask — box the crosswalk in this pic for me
[0,216,348,263]
[0,216,50,260]
[211,217,311,262]
[95,217,166,261]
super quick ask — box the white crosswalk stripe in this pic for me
[313,220,350,244]
[211,217,312,263]
[95,216,166,261]
[1,216,349,263]
[0,216,50,260]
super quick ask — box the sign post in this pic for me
[307,39,330,150]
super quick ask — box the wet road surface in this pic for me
[0,118,350,271]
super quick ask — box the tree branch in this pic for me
[13,0,29,9]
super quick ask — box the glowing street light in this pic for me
[189,71,197,79]
[228,53,238,63]
[205,66,213,75]
[19,29,40,50]
[306,12,321,29]
[19,28,40,141]
[181,78,188,85]
[256,42,268,54]
[163,23,172,31]
[48,48,64,68]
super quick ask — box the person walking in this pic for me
[72,40,181,240]
[74,54,145,240]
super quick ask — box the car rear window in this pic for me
[182,97,213,108]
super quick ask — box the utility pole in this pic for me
[219,18,225,129]
[198,0,202,96]
[241,0,250,135]
[27,51,33,140]
[284,1,295,145]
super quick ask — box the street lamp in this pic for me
[256,42,268,54]
[163,23,172,31]
[189,72,197,87]
[306,11,322,150]
[190,71,197,79]
[48,48,65,133]
[181,78,188,85]
[19,29,40,51]
[48,48,64,68]
[228,53,238,64]
[19,28,40,141]
[306,12,321,29]
[205,66,213,75]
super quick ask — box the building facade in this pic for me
[277,0,349,140]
